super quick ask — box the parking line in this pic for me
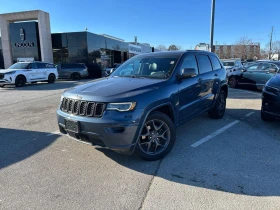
[191,120,240,148]
[245,112,255,118]
[46,130,60,136]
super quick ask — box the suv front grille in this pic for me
[61,98,106,118]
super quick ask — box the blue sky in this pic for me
[0,0,279,49]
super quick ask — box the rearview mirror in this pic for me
[177,68,197,80]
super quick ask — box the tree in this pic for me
[234,37,253,60]
[167,44,181,51]
[156,44,167,51]
[263,41,280,59]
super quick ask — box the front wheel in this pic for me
[15,76,26,87]
[135,111,176,161]
[71,73,81,80]
[228,76,238,88]
[208,90,226,119]
[48,74,56,83]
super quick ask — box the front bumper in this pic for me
[0,80,14,85]
[57,108,144,153]
[262,90,280,118]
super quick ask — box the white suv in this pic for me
[0,61,58,87]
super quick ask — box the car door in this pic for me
[178,54,202,124]
[255,63,278,86]
[36,63,48,80]
[240,63,260,85]
[26,63,38,81]
[196,54,215,110]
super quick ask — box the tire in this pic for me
[208,90,226,119]
[15,75,26,87]
[261,109,274,121]
[0,85,4,88]
[228,76,238,88]
[48,74,56,83]
[135,111,176,161]
[71,73,81,80]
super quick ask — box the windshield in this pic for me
[222,62,234,66]
[111,55,179,79]
[8,63,30,69]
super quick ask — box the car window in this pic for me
[36,63,47,69]
[197,55,212,74]
[271,64,278,70]
[29,63,37,69]
[222,61,234,66]
[247,64,259,71]
[209,55,221,70]
[261,63,271,70]
[179,55,198,74]
[46,63,55,68]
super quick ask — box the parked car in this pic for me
[57,51,228,161]
[102,63,122,77]
[228,61,280,89]
[0,61,58,87]
[261,74,280,121]
[56,63,88,80]
[221,59,243,76]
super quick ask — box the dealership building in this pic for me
[0,10,157,72]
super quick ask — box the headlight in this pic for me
[5,71,16,75]
[107,102,136,112]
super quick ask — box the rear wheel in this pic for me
[208,90,226,119]
[228,76,238,88]
[261,108,274,121]
[71,73,81,80]
[135,111,176,161]
[15,76,26,87]
[0,85,4,88]
[48,74,56,83]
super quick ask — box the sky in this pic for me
[0,0,279,49]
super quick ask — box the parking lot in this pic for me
[1,80,280,210]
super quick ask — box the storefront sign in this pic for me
[129,44,142,54]
[14,28,35,48]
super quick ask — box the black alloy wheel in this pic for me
[71,73,81,80]
[228,76,238,88]
[208,90,226,119]
[15,76,26,87]
[135,112,176,161]
[48,74,56,83]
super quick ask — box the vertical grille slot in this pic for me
[60,98,105,117]
[95,103,105,117]
[87,102,95,116]
[73,101,80,115]
[79,101,87,115]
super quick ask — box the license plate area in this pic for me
[65,119,79,133]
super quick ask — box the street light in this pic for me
[210,0,215,52]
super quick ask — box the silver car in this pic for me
[57,63,89,80]
[221,59,243,77]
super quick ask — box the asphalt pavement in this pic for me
[1,80,280,210]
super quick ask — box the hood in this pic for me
[64,77,166,102]
[0,69,24,73]
[267,74,280,88]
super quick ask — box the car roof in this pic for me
[141,50,217,57]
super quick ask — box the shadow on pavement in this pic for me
[0,128,60,169]
[1,79,94,91]
[96,108,280,197]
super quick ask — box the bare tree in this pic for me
[167,44,180,51]
[156,45,167,51]
[234,37,253,60]
[264,41,280,59]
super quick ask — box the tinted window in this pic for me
[61,63,84,69]
[29,63,37,69]
[197,55,212,74]
[180,55,198,74]
[261,63,271,70]
[222,62,234,66]
[209,55,221,70]
[46,63,55,68]
[37,63,47,69]
[247,64,259,71]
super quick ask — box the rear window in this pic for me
[209,55,222,70]
[36,63,47,68]
[61,64,85,69]
[197,55,213,74]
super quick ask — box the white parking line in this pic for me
[191,120,240,148]
[46,130,61,136]
[245,112,255,118]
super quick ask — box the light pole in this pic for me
[210,0,216,52]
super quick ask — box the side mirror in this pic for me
[177,68,197,80]
[269,68,277,73]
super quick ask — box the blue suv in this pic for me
[57,51,228,160]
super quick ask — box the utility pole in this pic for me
[210,0,216,52]
[269,26,274,59]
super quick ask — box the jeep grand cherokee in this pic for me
[57,51,228,161]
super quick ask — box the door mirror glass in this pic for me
[178,68,197,79]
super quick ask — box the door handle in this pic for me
[214,73,218,77]
[198,78,203,82]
